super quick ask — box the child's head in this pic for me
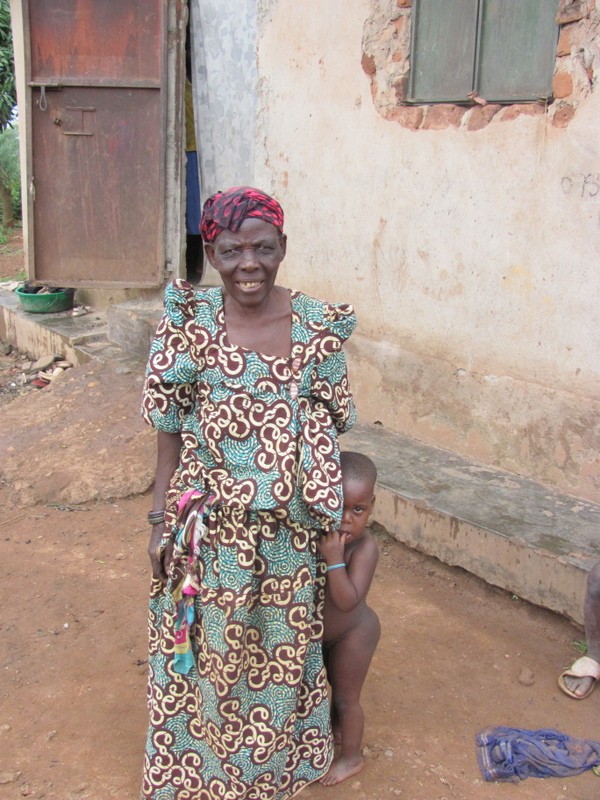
[339,451,377,540]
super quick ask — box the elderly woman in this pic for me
[140,186,356,799]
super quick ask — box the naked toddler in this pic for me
[317,450,380,786]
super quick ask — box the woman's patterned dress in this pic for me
[140,280,356,800]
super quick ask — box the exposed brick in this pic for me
[465,103,501,131]
[394,75,409,102]
[363,0,593,130]
[420,104,466,130]
[552,104,576,127]
[386,104,424,129]
[553,70,574,98]
[556,26,573,56]
[361,52,376,77]
[556,0,586,24]
[495,103,546,123]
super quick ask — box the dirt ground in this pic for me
[1,236,599,800]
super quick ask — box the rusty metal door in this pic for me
[25,0,168,287]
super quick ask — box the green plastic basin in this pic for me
[16,286,75,314]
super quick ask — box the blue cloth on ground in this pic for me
[476,726,600,782]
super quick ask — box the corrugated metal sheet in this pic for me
[25,0,169,287]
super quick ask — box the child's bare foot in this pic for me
[320,755,364,786]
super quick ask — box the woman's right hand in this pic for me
[148,522,173,583]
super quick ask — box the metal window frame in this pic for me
[407,0,557,105]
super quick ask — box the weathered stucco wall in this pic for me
[255,0,600,502]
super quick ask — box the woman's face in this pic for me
[205,218,287,308]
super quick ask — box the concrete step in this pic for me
[106,300,163,362]
[343,423,600,625]
[2,287,598,625]
[0,288,155,373]
[0,286,107,366]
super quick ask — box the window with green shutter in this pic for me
[408,0,560,104]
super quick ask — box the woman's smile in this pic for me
[237,279,263,290]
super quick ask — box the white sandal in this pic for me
[558,655,600,699]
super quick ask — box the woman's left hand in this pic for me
[148,522,174,582]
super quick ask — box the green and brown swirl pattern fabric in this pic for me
[140,281,356,799]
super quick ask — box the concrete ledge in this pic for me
[0,288,106,365]
[106,301,163,361]
[343,423,600,625]
[0,289,146,373]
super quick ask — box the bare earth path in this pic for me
[0,238,599,799]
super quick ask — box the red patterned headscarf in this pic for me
[200,186,285,243]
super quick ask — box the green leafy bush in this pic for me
[0,123,19,226]
[0,0,18,229]
[0,0,16,131]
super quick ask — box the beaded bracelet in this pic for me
[326,563,345,572]
[148,509,166,525]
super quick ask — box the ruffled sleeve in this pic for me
[311,302,357,434]
[322,302,356,343]
[141,280,199,432]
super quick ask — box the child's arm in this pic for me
[318,532,379,613]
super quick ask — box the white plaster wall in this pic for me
[255,0,600,500]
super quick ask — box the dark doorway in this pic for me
[184,11,203,283]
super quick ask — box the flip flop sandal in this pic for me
[558,655,600,699]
